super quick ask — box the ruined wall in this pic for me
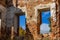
[0,0,60,40]
[17,0,60,40]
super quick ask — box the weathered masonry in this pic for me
[0,0,60,40]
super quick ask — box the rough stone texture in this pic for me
[56,0,60,40]
[0,0,60,40]
[17,0,60,40]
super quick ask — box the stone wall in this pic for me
[17,0,60,40]
[0,0,60,40]
[56,0,60,39]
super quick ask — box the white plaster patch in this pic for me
[50,3,56,22]
[32,18,37,24]
[13,0,16,7]
[34,3,51,23]
[17,6,27,19]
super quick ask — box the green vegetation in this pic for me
[43,37,50,40]
[14,27,26,40]
[19,27,26,36]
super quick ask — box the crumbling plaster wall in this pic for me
[0,0,60,40]
[34,2,57,40]
[56,0,60,39]
[17,0,59,40]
